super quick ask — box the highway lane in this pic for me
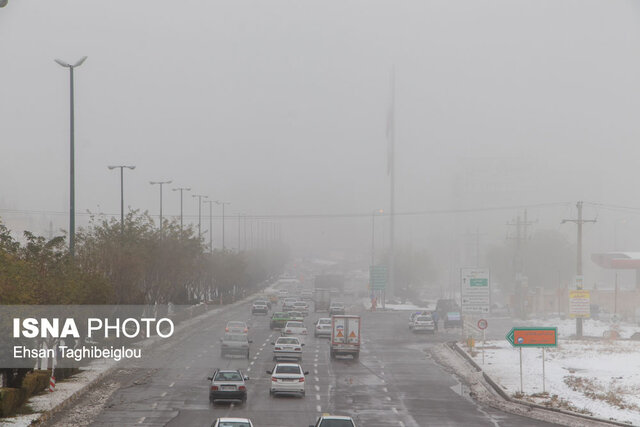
[45,297,558,426]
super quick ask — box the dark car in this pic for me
[208,369,249,404]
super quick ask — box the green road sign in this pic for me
[369,265,387,290]
[506,327,558,348]
[470,278,488,287]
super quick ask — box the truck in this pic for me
[330,315,360,360]
[313,288,331,312]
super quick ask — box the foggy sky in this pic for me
[2,0,640,286]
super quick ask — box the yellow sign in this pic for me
[569,290,590,318]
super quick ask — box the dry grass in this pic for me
[564,375,640,411]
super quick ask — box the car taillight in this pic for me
[275,347,282,350]
[295,347,301,351]
[302,330,307,334]
[238,386,246,390]
[298,377,305,382]
[271,376,278,382]
[211,385,218,391]
[244,328,248,333]
[225,328,229,332]
[286,329,291,333]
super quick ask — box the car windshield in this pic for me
[277,337,299,345]
[224,334,247,342]
[214,371,242,381]
[294,302,306,306]
[273,312,287,317]
[289,312,302,317]
[218,422,251,427]
[287,322,303,328]
[416,316,432,322]
[275,365,301,374]
[318,319,331,324]
[319,420,354,427]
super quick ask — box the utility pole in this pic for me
[562,201,596,338]
[507,210,535,319]
[172,187,191,234]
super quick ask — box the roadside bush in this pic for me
[21,371,50,396]
[0,387,27,417]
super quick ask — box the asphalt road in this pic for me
[45,298,558,427]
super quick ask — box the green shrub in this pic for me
[21,371,50,396]
[0,387,27,417]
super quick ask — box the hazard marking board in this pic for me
[336,331,344,338]
[349,331,356,338]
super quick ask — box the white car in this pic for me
[314,318,332,338]
[283,321,308,336]
[272,336,304,361]
[310,415,357,427]
[211,418,254,427]
[267,363,309,396]
[293,301,309,316]
[411,315,436,333]
[282,297,297,311]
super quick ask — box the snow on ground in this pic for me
[515,316,638,339]
[465,339,640,425]
[3,359,114,426]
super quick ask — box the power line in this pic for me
[0,201,573,221]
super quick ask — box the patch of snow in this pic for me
[466,339,640,425]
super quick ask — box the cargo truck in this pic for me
[330,315,360,360]
[313,288,331,312]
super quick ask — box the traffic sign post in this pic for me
[569,289,590,319]
[460,268,490,314]
[477,319,488,365]
[506,327,557,393]
[369,265,387,291]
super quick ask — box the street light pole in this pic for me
[108,165,135,234]
[172,187,191,233]
[150,180,172,234]
[55,56,87,258]
[193,194,208,241]
[215,201,231,250]
[204,200,216,252]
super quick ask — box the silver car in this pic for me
[220,333,252,358]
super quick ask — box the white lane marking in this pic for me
[314,363,318,367]
[137,417,145,424]
[250,361,255,366]
[151,403,157,409]
[161,392,167,397]
[169,382,175,388]
[385,396,391,401]
[316,405,322,412]
[316,394,320,400]
[392,407,398,414]
[383,387,388,392]
[399,422,405,427]
[314,385,320,391]
[185,366,190,370]
[247,368,251,372]
[314,377,319,382]
[253,356,258,360]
